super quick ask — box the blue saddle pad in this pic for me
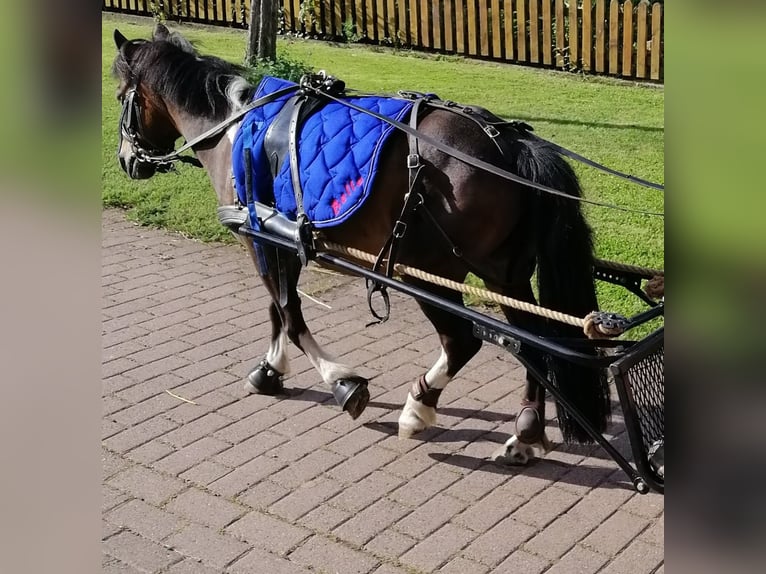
[232,77,413,229]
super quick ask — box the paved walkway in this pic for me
[102,208,663,574]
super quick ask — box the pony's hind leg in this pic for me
[242,241,370,418]
[485,281,554,465]
[398,282,482,438]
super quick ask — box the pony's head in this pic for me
[111,24,249,179]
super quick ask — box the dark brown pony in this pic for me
[112,24,609,465]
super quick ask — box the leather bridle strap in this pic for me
[124,84,300,167]
[305,86,664,218]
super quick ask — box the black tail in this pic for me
[514,135,611,443]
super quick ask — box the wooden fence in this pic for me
[102,1,664,81]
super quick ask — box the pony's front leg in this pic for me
[398,283,482,437]
[244,302,289,395]
[241,240,370,418]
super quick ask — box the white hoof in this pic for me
[398,393,437,438]
[491,433,553,466]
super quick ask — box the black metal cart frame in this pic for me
[236,221,665,494]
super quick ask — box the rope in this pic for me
[595,258,664,278]
[318,241,622,338]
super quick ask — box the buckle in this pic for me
[407,154,420,169]
[484,125,500,138]
[393,220,407,238]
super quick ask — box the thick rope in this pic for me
[595,258,663,278]
[318,241,623,338]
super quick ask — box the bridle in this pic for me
[117,86,202,173]
[117,81,301,174]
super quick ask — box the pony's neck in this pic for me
[170,108,238,206]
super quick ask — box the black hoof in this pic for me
[331,376,370,420]
[245,360,284,395]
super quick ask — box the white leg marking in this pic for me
[398,392,438,438]
[424,348,451,389]
[265,332,290,375]
[298,332,357,385]
[491,433,553,465]
[398,347,449,438]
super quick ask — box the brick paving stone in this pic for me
[443,464,513,503]
[639,514,664,547]
[125,439,176,465]
[462,517,537,567]
[567,487,636,532]
[107,465,187,506]
[543,545,608,574]
[297,503,352,532]
[581,510,650,557]
[394,493,468,539]
[216,431,287,467]
[228,548,312,574]
[213,409,286,444]
[490,550,551,574]
[440,556,491,574]
[598,539,664,574]
[326,444,399,484]
[226,511,311,555]
[163,412,231,448]
[103,530,183,573]
[269,449,345,489]
[153,436,230,475]
[363,530,418,560]
[388,464,461,507]
[453,489,527,533]
[369,565,412,574]
[524,514,590,560]
[237,479,291,510]
[103,486,131,514]
[165,559,222,574]
[110,393,179,427]
[290,534,380,574]
[208,455,287,498]
[399,523,477,573]
[269,427,340,462]
[103,449,130,480]
[165,523,250,570]
[328,470,404,514]
[512,486,581,529]
[105,498,185,541]
[166,487,246,529]
[269,476,343,521]
[101,557,143,574]
[180,460,232,487]
[334,497,411,546]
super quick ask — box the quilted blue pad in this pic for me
[232,77,413,229]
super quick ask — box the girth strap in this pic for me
[366,97,429,323]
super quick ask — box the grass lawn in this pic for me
[102,14,663,324]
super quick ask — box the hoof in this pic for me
[331,377,370,420]
[244,360,284,395]
[491,434,552,466]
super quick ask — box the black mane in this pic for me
[113,38,255,121]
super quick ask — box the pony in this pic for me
[111,23,610,465]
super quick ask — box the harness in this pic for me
[120,72,664,322]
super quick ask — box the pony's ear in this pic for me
[114,29,129,50]
[153,23,170,41]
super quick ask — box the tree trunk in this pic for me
[246,0,277,65]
